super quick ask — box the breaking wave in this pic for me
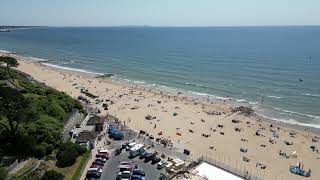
[267,95,284,99]
[302,93,320,98]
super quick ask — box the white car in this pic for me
[157,160,168,169]
[126,142,136,151]
[120,170,132,180]
[165,162,173,172]
[88,167,103,173]
[98,148,109,154]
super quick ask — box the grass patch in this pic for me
[50,151,90,180]
[71,151,90,180]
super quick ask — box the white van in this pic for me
[125,142,136,151]
[129,144,144,157]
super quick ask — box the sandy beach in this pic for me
[4,53,320,179]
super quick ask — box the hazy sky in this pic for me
[1,0,320,26]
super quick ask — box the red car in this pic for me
[90,164,103,172]
[96,152,109,159]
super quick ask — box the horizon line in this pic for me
[1,25,320,28]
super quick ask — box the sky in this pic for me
[1,0,320,26]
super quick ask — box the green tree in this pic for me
[0,56,19,87]
[0,87,37,138]
[41,170,64,180]
[56,142,86,167]
[56,146,78,167]
[33,144,46,159]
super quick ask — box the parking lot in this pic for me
[84,118,192,180]
[101,149,163,180]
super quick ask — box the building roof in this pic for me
[192,162,243,180]
[87,115,105,126]
[76,131,97,143]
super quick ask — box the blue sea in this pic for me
[0,27,320,128]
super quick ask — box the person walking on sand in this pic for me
[154,123,157,129]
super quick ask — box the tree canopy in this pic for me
[0,65,85,160]
[0,56,19,69]
[0,87,37,137]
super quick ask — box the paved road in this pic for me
[101,150,163,180]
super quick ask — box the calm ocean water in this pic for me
[0,27,320,127]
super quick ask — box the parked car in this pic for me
[118,162,134,172]
[96,152,109,160]
[86,168,102,179]
[165,162,173,172]
[126,142,137,151]
[122,142,129,149]
[98,148,109,154]
[95,157,107,163]
[95,158,106,164]
[152,156,161,164]
[98,149,109,157]
[115,147,122,155]
[139,151,148,159]
[88,166,103,173]
[157,160,168,169]
[131,169,146,180]
[144,152,156,163]
[92,159,104,166]
[116,170,132,180]
[129,144,144,158]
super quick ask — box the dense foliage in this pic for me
[56,142,87,168]
[0,167,8,180]
[41,170,64,180]
[0,58,85,162]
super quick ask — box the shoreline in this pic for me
[2,50,320,131]
[2,51,320,179]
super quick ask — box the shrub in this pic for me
[37,142,54,156]
[0,167,8,180]
[34,144,46,159]
[56,142,87,168]
[45,143,54,155]
[74,144,87,155]
[46,102,66,121]
[41,170,64,180]
[56,146,78,167]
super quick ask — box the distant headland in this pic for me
[0,26,43,32]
